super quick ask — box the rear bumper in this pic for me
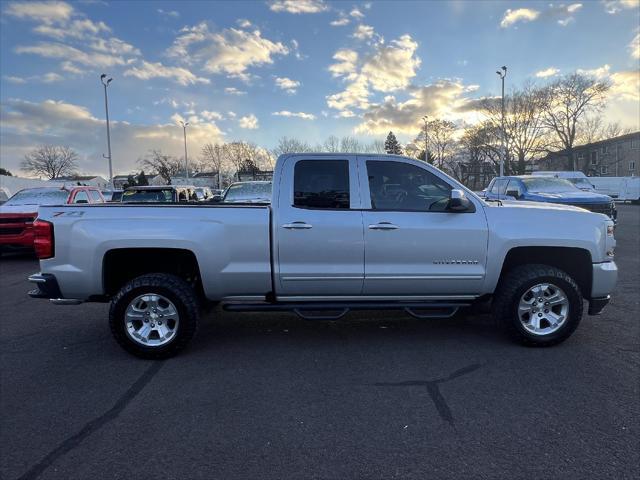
[27,273,62,299]
[27,273,82,304]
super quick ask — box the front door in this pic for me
[274,157,364,297]
[359,157,488,297]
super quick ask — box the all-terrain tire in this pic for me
[493,264,583,347]
[109,273,199,359]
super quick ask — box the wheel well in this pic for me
[103,248,203,297]
[500,247,592,297]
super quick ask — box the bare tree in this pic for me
[272,136,313,157]
[224,141,269,179]
[21,145,78,179]
[423,119,457,171]
[541,73,611,170]
[321,135,341,152]
[482,83,549,175]
[138,150,182,184]
[577,116,632,146]
[200,143,225,188]
[458,123,501,189]
[340,136,363,153]
[367,139,386,154]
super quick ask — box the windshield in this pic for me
[6,188,69,206]
[569,178,594,189]
[522,178,579,193]
[223,183,272,202]
[121,189,174,203]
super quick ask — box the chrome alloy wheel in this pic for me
[125,293,180,347]
[517,283,570,336]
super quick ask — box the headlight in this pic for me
[607,224,615,236]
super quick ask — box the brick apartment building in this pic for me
[536,131,640,177]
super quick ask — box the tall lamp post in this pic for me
[180,120,189,179]
[421,115,429,162]
[496,66,507,177]
[100,74,114,187]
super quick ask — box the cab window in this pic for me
[505,180,524,198]
[490,179,508,195]
[294,160,350,209]
[366,161,452,211]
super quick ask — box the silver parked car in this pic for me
[222,181,272,203]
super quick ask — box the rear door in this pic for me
[274,156,364,297]
[358,157,488,296]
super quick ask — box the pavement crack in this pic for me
[373,363,482,425]
[15,361,164,480]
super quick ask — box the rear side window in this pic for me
[294,160,350,209]
[89,190,103,203]
[73,191,89,203]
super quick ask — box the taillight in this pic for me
[33,219,54,259]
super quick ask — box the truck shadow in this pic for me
[190,308,504,352]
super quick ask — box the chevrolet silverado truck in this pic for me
[27,154,618,358]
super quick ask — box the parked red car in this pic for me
[0,186,105,253]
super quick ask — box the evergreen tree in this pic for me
[417,150,436,164]
[0,168,12,176]
[125,174,136,189]
[137,170,149,186]
[384,131,402,154]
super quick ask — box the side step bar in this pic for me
[223,301,470,321]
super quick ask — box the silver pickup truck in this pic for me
[28,154,618,358]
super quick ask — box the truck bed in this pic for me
[37,203,272,301]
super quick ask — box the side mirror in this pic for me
[447,189,471,212]
[506,189,520,199]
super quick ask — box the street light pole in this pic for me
[100,74,114,188]
[496,66,507,177]
[180,121,189,179]
[421,115,429,162]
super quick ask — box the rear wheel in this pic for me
[109,273,199,359]
[493,264,583,347]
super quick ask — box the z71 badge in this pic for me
[52,211,85,217]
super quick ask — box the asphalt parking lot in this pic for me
[1,205,638,480]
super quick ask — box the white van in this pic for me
[532,171,595,191]
[589,177,640,202]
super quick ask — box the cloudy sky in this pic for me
[1,0,639,177]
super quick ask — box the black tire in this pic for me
[109,273,199,359]
[493,264,583,347]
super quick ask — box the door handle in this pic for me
[368,222,399,230]
[282,222,313,229]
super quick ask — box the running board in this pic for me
[223,301,470,321]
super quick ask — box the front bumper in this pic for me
[588,296,610,315]
[589,261,617,315]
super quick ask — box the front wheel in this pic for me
[109,273,199,359]
[493,264,583,347]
